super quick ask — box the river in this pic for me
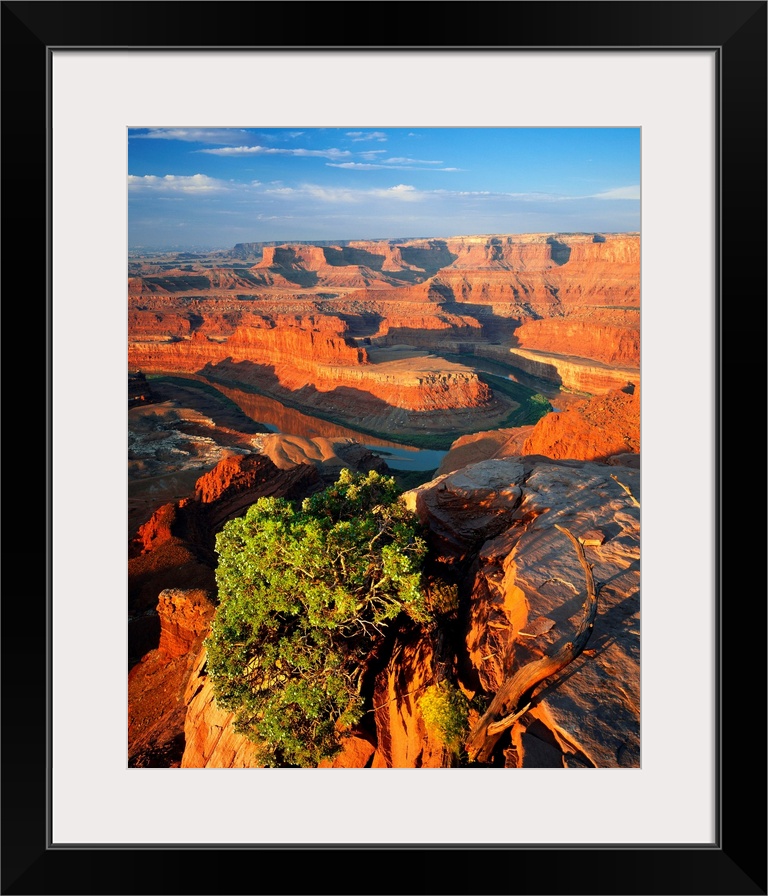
[173,376,448,472]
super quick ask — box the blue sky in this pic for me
[128,127,640,250]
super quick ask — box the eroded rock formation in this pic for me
[522,386,640,461]
[128,588,215,768]
[128,454,324,767]
[128,232,640,442]
[437,385,640,470]
[176,454,639,769]
[407,456,640,768]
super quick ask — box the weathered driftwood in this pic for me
[464,524,598,763]
[610,473,640,507]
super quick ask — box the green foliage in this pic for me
[205,468,430,767]
[419,681,471,754]
[425,579,460,618]
[530,392,552,409]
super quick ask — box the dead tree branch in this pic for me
[464,524,599,763]
[610,473,640,507]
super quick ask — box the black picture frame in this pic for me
[3,2,765,894]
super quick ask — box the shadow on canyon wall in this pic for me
[198,359,521,446]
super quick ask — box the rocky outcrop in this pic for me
[177,454,639,769]
[128,311,501,426]
[413,233,639,308]
[250,244,424,289]
[402,461,526,563]
[513,319,640,367]
[128,526,216,618]
[522,387,640,461]
[181,648,264,768]
[226,314,368,368]
[128,455,324,767]
[131,454,322,556]
[407,456,640,767]
[157,588,215,659]
[128,267,266,295]
[508,347,638,394]
[128,588,215,768]
[370,633,450,768]
[129,313,367,372]
[437,386,640,469]
[436,427,534,476]
[250,434,389,481]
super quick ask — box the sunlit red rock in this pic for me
[128,588,215,768]
[371,634,451,768]
[409,456,640,767]
[522,386,640,461]
[128,232,640,440]
[157,588,215,659]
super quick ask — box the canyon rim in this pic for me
[128,126,640,769]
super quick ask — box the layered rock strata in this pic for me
[129,233,641,433]
[508,348,637,394]
[129,312,500,431]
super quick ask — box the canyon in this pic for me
[128,231,641,769]
[128,232,639,443]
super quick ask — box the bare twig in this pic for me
[610,473,640,507]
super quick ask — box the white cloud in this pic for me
[263,182,424,204]
[199,145,352,160]
[326,163,382,170]
[129,128,249,145]
[588,185,641,200]
[345,131,387,142]
[385,157,443,165]
[127,173,229,193]
[327,162,461,171]
[300,185,360,203]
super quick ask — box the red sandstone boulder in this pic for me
[522,386,640,461]
[408,456,640,767]
[402,459,526,561]
[157,588,215,659]
[129,588,215,768]
[437,427,534,476]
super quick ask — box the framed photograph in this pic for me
[4,2,765,894]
